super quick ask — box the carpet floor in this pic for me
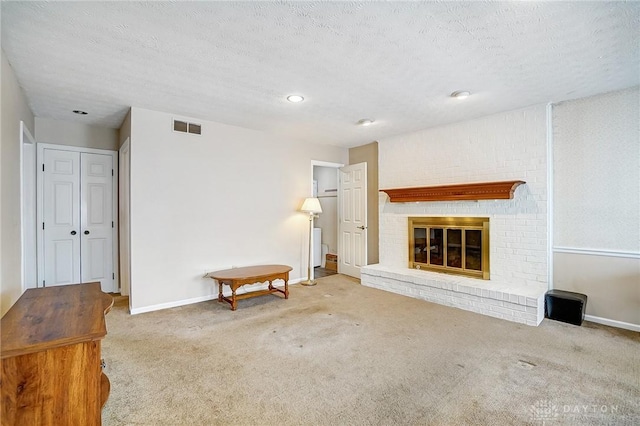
[102,274,639,425]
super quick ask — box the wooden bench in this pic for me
[206,264,292,310]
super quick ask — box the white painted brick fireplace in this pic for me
[362,105,549,325]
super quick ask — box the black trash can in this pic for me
[545,290,587,326]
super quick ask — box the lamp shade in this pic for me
[301,197,322,214]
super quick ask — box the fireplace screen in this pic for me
[409,217,490,279]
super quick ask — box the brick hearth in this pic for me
[361,264,546,326]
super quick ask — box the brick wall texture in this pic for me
[377,104,548,289]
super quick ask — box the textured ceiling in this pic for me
[2,1,638,147]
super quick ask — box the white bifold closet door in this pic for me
[42,148,114,292]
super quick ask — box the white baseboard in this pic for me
[130,278,302,315]
[130,294,217,315]
[584,314,640,332]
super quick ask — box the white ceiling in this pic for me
[2,1,638,148]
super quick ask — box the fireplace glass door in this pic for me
[465,229,482,271]
[409,217,489,279]
[430,228,443,266]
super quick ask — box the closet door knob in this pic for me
[70,230,77,235]
[84,230,90,235]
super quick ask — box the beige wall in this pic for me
[553,87,639,327]
[349,141,379,264]
[128,107,347,312]
[554,253,639,325]
[35,117,118,151]
[1,49,35,315]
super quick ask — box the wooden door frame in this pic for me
[36,143,119,291]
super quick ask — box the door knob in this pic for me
[357,226,367,230]
[84,230,90,235]
[70,230,77,235]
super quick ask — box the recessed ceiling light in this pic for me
[357,118,374,126]
[73,110,88,115]
[450,91,471,99]
[287,95,304,103]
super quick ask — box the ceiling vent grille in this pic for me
[173,119,201,135]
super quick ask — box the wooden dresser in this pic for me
[1,282,113,426]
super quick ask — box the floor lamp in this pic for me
[300,197,322,286]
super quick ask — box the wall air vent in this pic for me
[173,119,202,135]
[188,123,201,135]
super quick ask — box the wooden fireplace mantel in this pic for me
[380,180,525,202]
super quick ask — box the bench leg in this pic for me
[231,289,237,311]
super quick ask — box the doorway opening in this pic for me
[311,161,342,280]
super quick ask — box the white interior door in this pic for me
[43,149,81,286]
[40,145,117,292]
[338,162,367,278]
[80,153,114,290]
